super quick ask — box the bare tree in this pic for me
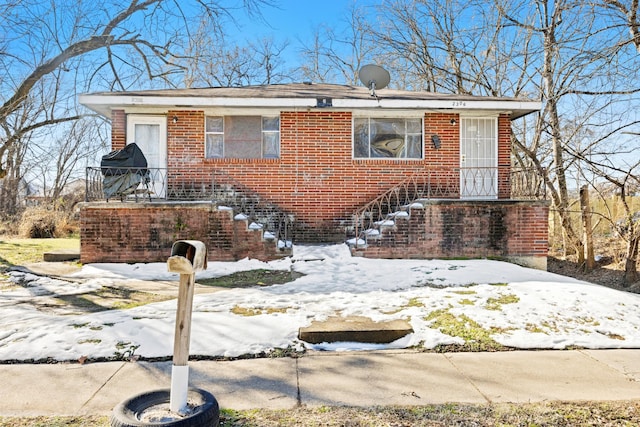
[372,0,537,95]
[367,0,640,281]
[298,3,376,84]
[0,0,267,216]
[29,116,109,204]
[498,0,640,265]
[602,0,640,52]
[181,18,290,87]
[572,138,640,284]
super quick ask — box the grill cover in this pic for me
[100,143,148,175]
[100,143,149,200]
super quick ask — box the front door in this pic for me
[460,117,498,199]
[126,115,167,198]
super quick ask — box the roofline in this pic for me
[78,94,541,120]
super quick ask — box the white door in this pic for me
[127,115,167,198]
[460,117,498,199]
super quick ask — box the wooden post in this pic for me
[580,185,595,271]
[166,240,207,415]
[173,272,196,366]
[169,270,196,414]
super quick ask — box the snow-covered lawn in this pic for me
[1,244,639,362]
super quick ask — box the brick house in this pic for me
[79,83,548,268]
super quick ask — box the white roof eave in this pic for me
[78,94,541,119]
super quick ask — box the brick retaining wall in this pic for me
[80,202,288,264]
[351,200,549,270]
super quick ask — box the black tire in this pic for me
[110,388,219,427]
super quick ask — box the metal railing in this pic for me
[86,167,218,201]
[85,166,294,246]
[459,167,498,198]
[511,167,547,200]
[351,167,547,241]
[87,165,545,247]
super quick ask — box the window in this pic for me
[205,116,280,159]
[354,118,422,159]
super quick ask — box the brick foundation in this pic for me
[80,202,289,264]
[351,200,549,269]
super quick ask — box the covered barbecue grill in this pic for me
[100,143,151,201]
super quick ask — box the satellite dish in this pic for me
[359,64,390,97]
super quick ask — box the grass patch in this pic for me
[382,297,425,314]
[114,341,140,360]
[526,323,546,334]
[71,322,89,329]
[425,308,505,351]
[93,286,172,310]
[231,305,289,316]
[599,331,625,340]
[541,319,561,333]
[406,297,424,307]
[0,416,108,427]
[0,238,79,270]
[78,339,102,345]
[43,287,172,314]
[2,401,639,426]
[451,289,477,295]
[485,293,520,310]
[198,269,304,288]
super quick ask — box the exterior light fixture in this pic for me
[172,115,178,124]
[450,118,457,125]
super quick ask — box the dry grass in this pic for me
[0,238,79,271]
[17,206,78,238]
[1,401,639,426]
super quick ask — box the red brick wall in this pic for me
[108,110,515,240]
[498,113,512,198]
[112,110,126,150]
[80,202,287,263]
[351,200,549,267]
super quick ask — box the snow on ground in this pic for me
[1,244,640,362]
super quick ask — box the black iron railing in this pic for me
[87,165,545,247]
[351,167,546,242]
[85,167,218,201]
[85,166,294,246]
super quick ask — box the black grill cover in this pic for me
[100,143,148,176]
[100,143,149,200]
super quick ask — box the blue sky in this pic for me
[228,1,381,58]
[234,1,367,39]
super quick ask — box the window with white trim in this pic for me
[205,116,280,159]
[354,117,423,159]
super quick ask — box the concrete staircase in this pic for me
[349,200,428,249]
[212,172,294,247]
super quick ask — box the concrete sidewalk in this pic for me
[0,349,639,416]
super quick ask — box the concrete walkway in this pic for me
[0,349,639,416]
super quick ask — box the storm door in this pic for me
[126,115,167,198]
[460,117,498,199]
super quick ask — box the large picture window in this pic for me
[354,118,422,159]
[205,116,280,159]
